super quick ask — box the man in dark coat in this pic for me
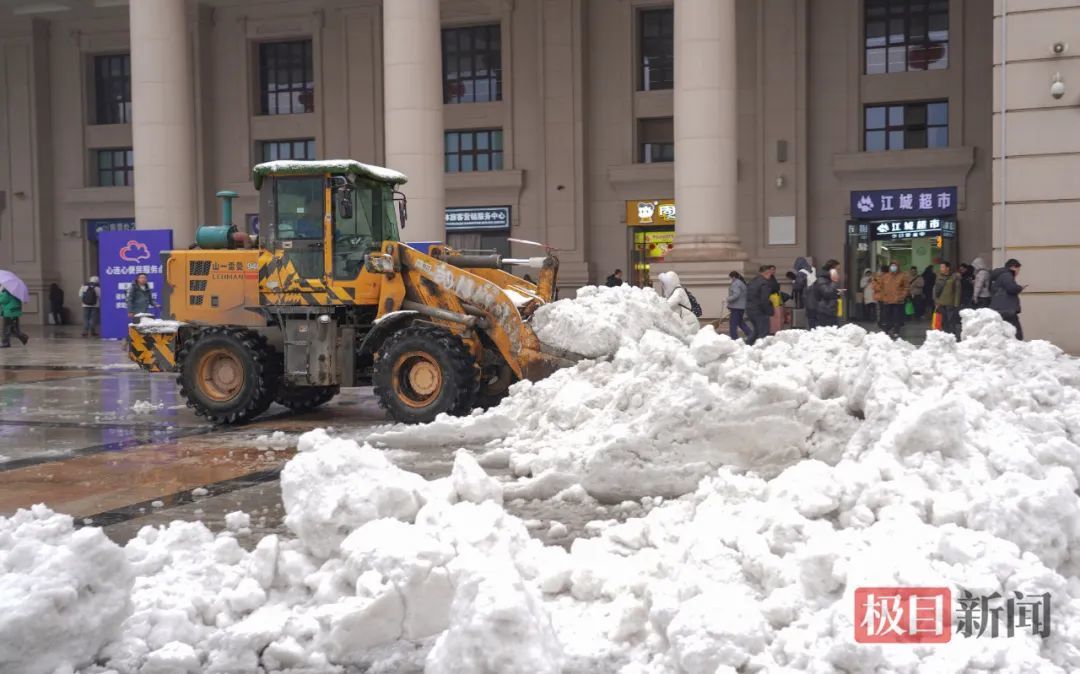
[812,260,843,327]
[745,265,775,345]
[48,283,64,326]
[605,269,625,287]
[990,258,1024,340]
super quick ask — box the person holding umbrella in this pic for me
[0,270,30,347]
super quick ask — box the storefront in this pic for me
[625,199,676,287]
[846,187,958,313]
[445,206,511,258]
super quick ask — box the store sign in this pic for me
[445,206,511,231]
[85,218,135,243]
[97,229,173,339]
[633,230,674,259]
[850,187,957,219]
[626,199,676,226]
[871,218,956,241]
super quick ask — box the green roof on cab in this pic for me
[252,159,408,189]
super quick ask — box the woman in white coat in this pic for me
[657,270,701,333]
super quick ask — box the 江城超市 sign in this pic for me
[851,186,957,219]
[870,217,956,241]
[445,206,510,231]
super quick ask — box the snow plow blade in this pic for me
[128,324,179,373]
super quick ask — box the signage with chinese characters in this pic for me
[633,229,674,259]
[445,206,511,231]
[626,199,676,226]
[850,187,957,219]
[97,229,173,339]
[871,218,956,241]
[85,218,135,243]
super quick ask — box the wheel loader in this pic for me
[127,159,579,424]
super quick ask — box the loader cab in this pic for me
[330,176,400,280]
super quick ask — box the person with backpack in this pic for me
[726,270,753,341]
[745,265,775,345]
[0,287,29,348]
[79,275,101,337]
[990,258,1025,340]
[657,271,701,333]
[792,256,816,327]
[126,273,156,321]
[971,257,992,308]
[933,261,961,337]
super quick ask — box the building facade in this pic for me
[0,0,1033,342]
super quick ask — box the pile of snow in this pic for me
[253,431,293,451]
[530,284,695,358]
[130,400,164,414]
[0,506,133,674]
[131,318,182,334]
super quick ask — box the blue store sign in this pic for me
[445,206,511,231]
[97,229,173,339]
[871,217,956,241]
[85,218,135,243]
[850,186,957,219]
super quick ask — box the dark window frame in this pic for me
[639,7,674,91]
[93,53,132,125]
[260,138,317,162]
[638,117,674,164]
[445,129,504,173]
[258,39,315,115]
[95,147,134,187]
[864,100,949,151]
[442,24,503,104]
[864,0,950,75]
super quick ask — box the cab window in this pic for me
[332,179,398,279]
[274,176,324,240]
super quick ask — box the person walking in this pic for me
[657,271,700,333]
[48,282,65,326]
[793,256,816,327]
[874,261,911,338]
[958,262,975,309]
[932,261,961,337]
[726,271,753,341]
[971,257,992,308]
[0,287,29,347]
[745,265,775,345]
[908,266,926,319]
[126,273,156,322]
[921,264,936,313]
[605,269,625,287]
[990,258,1025,340]
[79,275,101,337]
[811,260,843,328]
[859,269,876,323]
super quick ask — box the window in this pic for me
[93,53,131,124]
[95,148,134,186]
[258,40,314,115]
[261,139,316,162]
[639,117,674,163]
[332,179,398,279]
[640,8,674,91]
[442,24,502,103]
[864,101,948,151]
[865,0,949,74]
[445,129,503,173]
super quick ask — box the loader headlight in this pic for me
[318,314,331,324]
[364,253,395,274]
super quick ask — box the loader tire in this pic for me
[177,327,278,425]
[275,385,339,412]
[373,324,478,424]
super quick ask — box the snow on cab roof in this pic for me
[252,159,408,189]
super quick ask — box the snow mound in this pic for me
[530,283,694,358]
[131,400,164,414]
[0,505,133,674]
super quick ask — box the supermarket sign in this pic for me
[871,218,956,241]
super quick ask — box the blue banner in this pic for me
[850,187,957,219]
[445,206,511,231]
[85,218,135,243]
[97,229,173,339]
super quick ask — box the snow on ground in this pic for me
[130,400,164,415]
[5,295,1080,672]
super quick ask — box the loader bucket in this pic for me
[128,323,180,373]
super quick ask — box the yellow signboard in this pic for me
[633,230,674,259]
[626,199,676,226]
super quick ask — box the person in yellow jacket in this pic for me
[871,261,910,339]
[933,261,961,337]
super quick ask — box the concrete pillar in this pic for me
[383,0,445,243]
[130,0,198,248]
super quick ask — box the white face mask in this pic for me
[830,269,840,282]
[889,265,898,273]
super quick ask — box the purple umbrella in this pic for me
[0,270,30,303]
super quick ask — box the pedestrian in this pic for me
[0,287,29,348]
[745,265,775,345]
[921,264,936,311]
[908,266,926,319]
[811,259,843,327]
[605,269,625,287]
[126,273,156,321]
[933,261,961,337]
[79,275,101,337]
[859,269,876,323]
[958,262,975,308]
[48,282,65,326]
[971,256,992,308]
[793,256,816,327]
[657,271,700,333]
[874,260,911,338]
[990,258,1025,340]
[726,270,752,341]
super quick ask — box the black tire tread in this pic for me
[176,327,278,425]
[275,385,339,412]
[372,324,478,424]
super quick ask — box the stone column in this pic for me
[651,0,747,318]
[130,0,198,248]
[383,0,445,243]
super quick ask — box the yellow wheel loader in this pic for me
[128,159,578,424]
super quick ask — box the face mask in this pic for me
[830,269,839,282]
[889,265,898,273]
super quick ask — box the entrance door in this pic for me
[630,226,674,287]
[273,176,326,280]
